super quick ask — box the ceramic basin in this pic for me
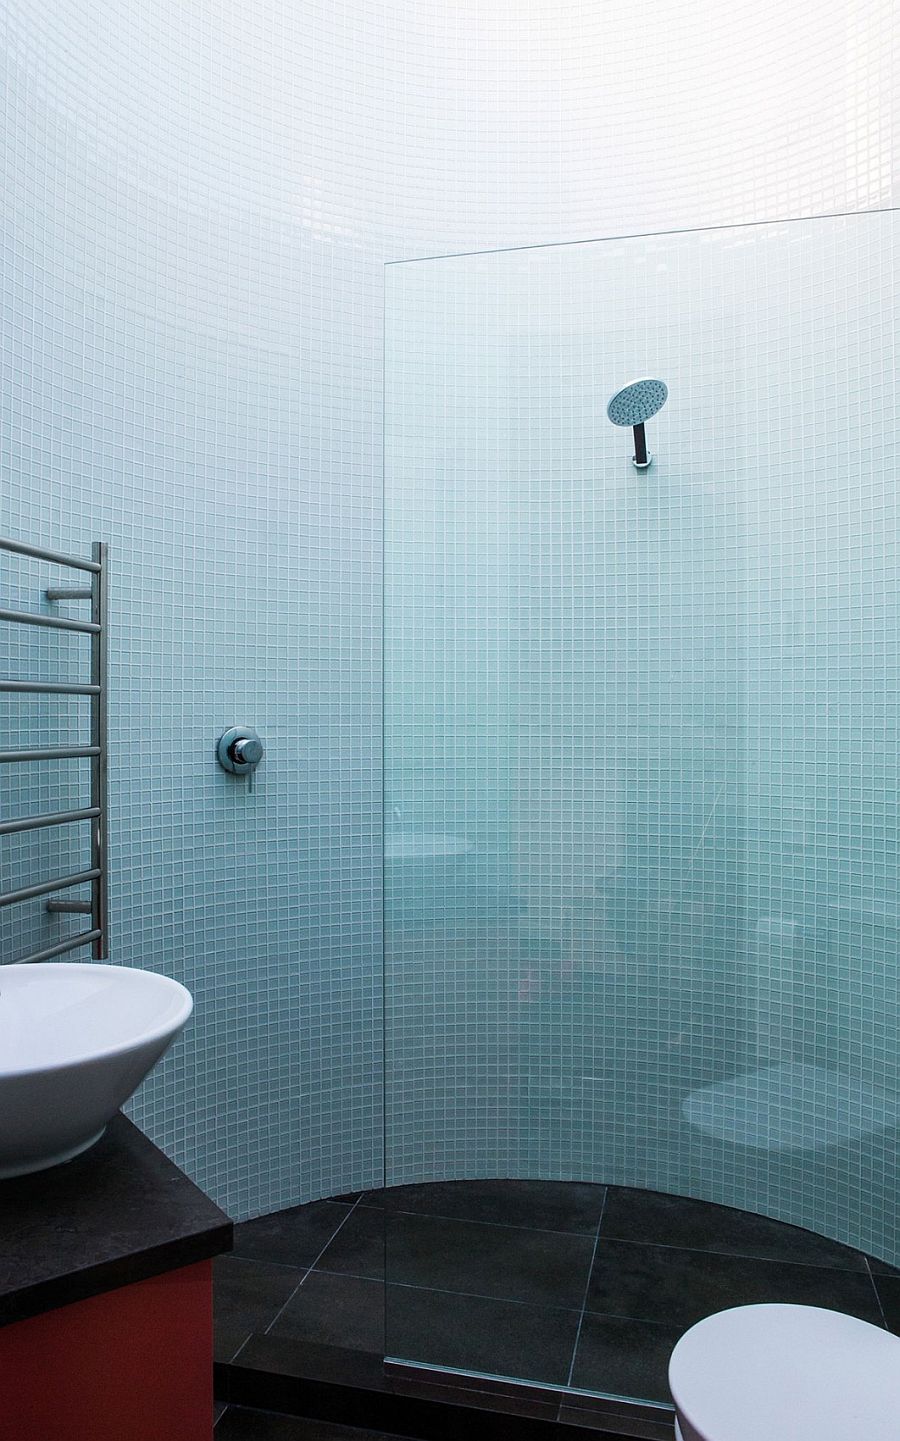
[0,963,192,1178]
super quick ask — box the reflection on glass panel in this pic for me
[384,211,900,1400]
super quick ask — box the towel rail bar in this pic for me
[0,869,101,910]
[0,537,100,574]
[13,931,103,965]
[0,746,100,762]
[0,808,100,838]
[0,607,100,635]
[0,681,100,695]
[1,539,108,961]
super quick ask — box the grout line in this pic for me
[576,1293,880,1333]
[566,1187,608,1389]
[311,1266,587,1315]
[577,1305,687,1331]
[262,1195,366,1335]
[256,1269,311,1339]
[865,1257,890,1329]
[304,1194,369,1267]
[224,1254,313,1275]
[596,1189,610,1239]
[360,1198,607,1241]
[589,1232,869,1274]
[227,1331,256,1365]
[230,1197,358,1265]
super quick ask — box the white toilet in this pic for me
[668,1304,900,1441]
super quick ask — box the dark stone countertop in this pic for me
[0,1112,232,1327]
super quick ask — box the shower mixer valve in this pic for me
[217,726,264,783]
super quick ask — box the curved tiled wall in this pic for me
[0,0,387,1215]
[0,0,897,1226]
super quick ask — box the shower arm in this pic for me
[632,422,651,470]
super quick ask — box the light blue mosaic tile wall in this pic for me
[385,210,900,1264]
[1,0,897,1226]
[0,0,384,1216]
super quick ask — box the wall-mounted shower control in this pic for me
[217,726,264,777]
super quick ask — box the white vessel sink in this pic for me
[0,963,192,1178]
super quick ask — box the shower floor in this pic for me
[214,1181,900,1439]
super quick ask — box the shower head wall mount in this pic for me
[607,378,668,470]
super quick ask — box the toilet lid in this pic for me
[668,1304,900,1441]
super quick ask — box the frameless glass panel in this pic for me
[383,210,900,1404]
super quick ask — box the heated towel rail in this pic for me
[1,537,108,963]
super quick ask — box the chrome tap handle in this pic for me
[231,735,263,767]
[217,727,264,777]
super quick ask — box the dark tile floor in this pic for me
[215,1181,898,1409]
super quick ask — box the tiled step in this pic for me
[215,1335,674,1441]
[215,1408,412,1439]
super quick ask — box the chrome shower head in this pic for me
[607,378,668,427]
[607,378,668,469]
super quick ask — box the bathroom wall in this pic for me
[1,0,897,1219]
[386,0,896,256]
[0,0,388,1215]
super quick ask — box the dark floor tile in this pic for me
[874,1274,900,1332]
[315,1204,385,1279]
[868,1254,900,1277]
[586,1239,884,1332]
[270,1271,385,1354]
[216,1407,406,1440]
[389,1212,595,1308]
[215,1256,306,1362]
[600,1189,867,1272]
[386,1285,580,1385]
[318,1206,595,1309]
[233,1202,354,1268]
[571,1313,681,1406]
[367,1180,607,1235]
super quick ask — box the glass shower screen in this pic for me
[382,211,900,1402]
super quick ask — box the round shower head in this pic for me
[606,378,668,427]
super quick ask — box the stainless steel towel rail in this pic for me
[0,608,100,635]
[1,538,108,963]
[0,537,101,574]
[0,746,101,762]
[0,680,101,695]
[0,807,101,837]
[0,868,104,909]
